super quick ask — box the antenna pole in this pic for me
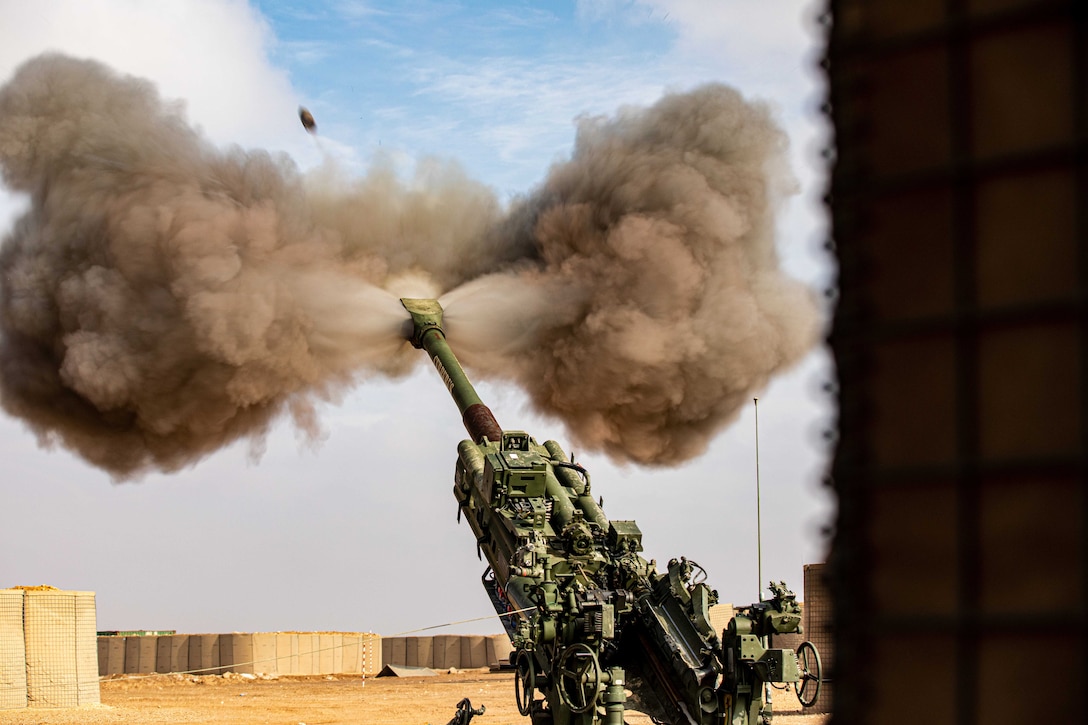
[755,397,762,601]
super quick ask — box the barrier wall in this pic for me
[1,589,100,710]
[252,634,276,675]
[432,634,460,669]
[827,3,1086,722]
[274,633,297,674]
[802,564,832,713]
[97,632,381,677]
[156,635,189,674]
[189,634,221,675]
[95,631,507,677]
[123,635,157,675]
[0,590,26,710]
[219,634,252,675]
[380,634,511,670]
[342,633,375,674]
[298,633,317,675]
[97,636,125,676]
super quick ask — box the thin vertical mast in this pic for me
[755,397,762,601]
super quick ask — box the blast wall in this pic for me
[380,634,512,670]
[97,631,381,677]
[0,589,100,710]
[95,632,511,676]
[802,564,832,713]
[0,590,26,710]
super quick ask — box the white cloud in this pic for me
[623,0,833,287]
[0,0,312,159]
[654,0,810,52]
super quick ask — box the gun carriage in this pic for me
[401,298,822,725]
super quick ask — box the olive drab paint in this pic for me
[400,298,823,725]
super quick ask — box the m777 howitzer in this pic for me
[400,298,823,725]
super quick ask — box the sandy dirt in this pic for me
[0,671,829,725]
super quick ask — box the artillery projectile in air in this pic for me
[400,298,823,725]
[298,106,316,134]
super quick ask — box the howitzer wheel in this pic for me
[794,641,823,708]
[514,649,536,717]
[555,642,603,714]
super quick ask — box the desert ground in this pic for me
[0,670,829,725]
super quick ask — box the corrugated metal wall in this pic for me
[827,1,1086,722]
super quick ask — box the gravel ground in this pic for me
[0,670,830,724]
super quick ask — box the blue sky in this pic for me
[260,1,687,191]
[0,0,833,637]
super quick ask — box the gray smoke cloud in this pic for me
[443,85,820,465]
[0,53,819,477]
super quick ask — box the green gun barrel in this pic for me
[401,298,503,445]
[400,299,816,725]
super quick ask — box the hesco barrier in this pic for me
[123,635,157,675]
[188,633,221,675]
[97,636,125,676]
[0,590,27,710]
[156,635,189,674]
[707,602,734,641]
[802,564,832,714]
[97,632,382,676]
[379,634,512,670]
[827,3,1086,722]
[1,589,100,710]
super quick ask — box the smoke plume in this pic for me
[443,86,820,464]
[0,53,819,477]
